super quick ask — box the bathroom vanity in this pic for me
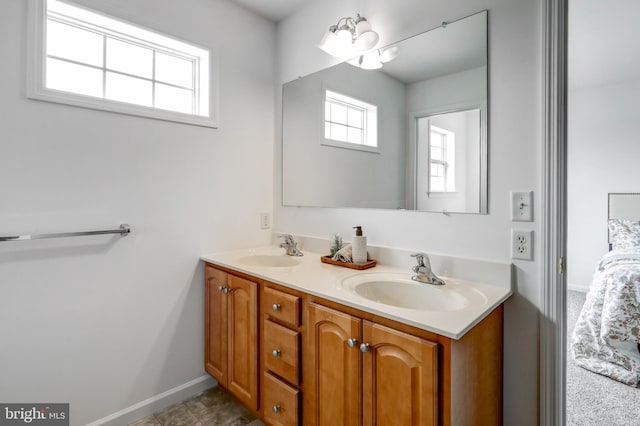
[201,244,511,426]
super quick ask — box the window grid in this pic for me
[429,128,450,193]
[325,97,366,145]
[46,14,199,114]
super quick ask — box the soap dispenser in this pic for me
[352,226,367,264]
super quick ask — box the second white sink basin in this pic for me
[236,254,301,268]
[341,272,488,311]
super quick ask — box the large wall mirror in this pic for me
[282,10,488,214]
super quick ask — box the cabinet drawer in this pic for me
[264,319,300,385]
[263,372,300,426]
[263,286,301,327]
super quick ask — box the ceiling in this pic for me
[230,0,313,22]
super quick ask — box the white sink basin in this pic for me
[340,272,487,311]
[236,254,301,268]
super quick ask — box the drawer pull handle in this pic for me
[360,343,371,353]
[272,303,281,312]
[272,349,281,358]
[347,338,358,348]
[272,404,281,414]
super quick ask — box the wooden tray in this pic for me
[320,255,377,270]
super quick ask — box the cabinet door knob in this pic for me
[272,404,281,414]
[223,287,230,294]
[360,343,371,353]
[272,303,281,312]
[347,338,358,348]
[272,349,281,358]
[217,286,224,292]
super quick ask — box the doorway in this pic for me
[565,0,640,424]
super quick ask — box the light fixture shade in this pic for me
[359,52,382,70]
[354,30,379,51]
[346,52,382,70]
[318,30,354,58]
[379,45,400,63]
[317,30,337,53]
[355,19,372,35]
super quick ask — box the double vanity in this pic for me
[200,238,511,425]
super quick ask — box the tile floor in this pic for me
[128,386,265,426]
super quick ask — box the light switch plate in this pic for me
[511,191,533,222]
[260,212,270,230]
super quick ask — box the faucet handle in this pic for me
[410,252,430,268]
[279,234,294,244]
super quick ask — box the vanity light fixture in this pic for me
[317,14,380,58]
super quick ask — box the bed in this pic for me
[571,193,640,387]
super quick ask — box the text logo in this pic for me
[0,404,68,426]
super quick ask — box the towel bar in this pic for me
[0,224,130,242]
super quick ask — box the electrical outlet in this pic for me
[511,191,533,222]
[260,212,270,230]
[512,229,533,260]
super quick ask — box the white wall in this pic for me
[0,0,275,424]
[567,79,640,291]
[276,0,542,424]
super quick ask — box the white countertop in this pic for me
[200,245,512,340]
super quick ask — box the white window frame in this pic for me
[26,0,219,128]
[321,89,379,153]
[428,125,456,193]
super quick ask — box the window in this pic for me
[27,0,218,127]
[429,125,455,192]
[323,90,377,151]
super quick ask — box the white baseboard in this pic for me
[567,282,589,293]
[86,375,217,426]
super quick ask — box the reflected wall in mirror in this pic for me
[282,10,487,213]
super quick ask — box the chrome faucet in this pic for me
[411,253,445,285]
[279,234,304,257]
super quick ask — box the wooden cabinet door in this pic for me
[304,303,362,426]
[362,320,438,426]
[227,274,259,410]
[204,266,227,384]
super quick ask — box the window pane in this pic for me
[325,101,330,121]
[431,148,442,161]
[347,127,362,144]
[46,58,103,98]
[47,19,103,67]
[155,83,193,114]
[105,72,152,106]
[330,102,347,124]
[106,38,153,78]
[155,52,194,88]
[348,108,363,128]
[431,164,444,177]
[330,123,347,142]
[430,177,445,192]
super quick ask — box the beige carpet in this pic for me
[566,290,640,426]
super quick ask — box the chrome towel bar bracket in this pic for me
[0,224,131,242]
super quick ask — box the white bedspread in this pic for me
[571,249,640,386]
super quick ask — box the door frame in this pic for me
[540,0,568,425]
